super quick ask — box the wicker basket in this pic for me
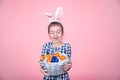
[39,53,70,76]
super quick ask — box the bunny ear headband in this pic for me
[45,6,63,23]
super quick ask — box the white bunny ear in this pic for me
[45,12,52,18]
[45,12,53,21]
[55,6,63,20]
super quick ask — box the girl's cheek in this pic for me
[50,34,54,37]
[49,34,52,39]
[50,35,54,39]
[58,34,63,37]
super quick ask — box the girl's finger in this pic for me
[44,70,49,73]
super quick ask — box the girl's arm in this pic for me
[62,60,72,71]
[40,63,50,76]
[62,43,72,71]
[40,43,50,76]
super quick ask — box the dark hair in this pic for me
[48,22,64,34]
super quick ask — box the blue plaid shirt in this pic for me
[41,42,72,80]
[41,42,71,59]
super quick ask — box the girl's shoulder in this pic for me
[64,42,71,47]
[42,42,52,47]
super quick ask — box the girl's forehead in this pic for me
[49,25,61,31]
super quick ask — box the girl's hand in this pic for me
[62,61,72,71]
[40,65,50,76]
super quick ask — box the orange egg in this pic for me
[46,54,52,62]
[54,52,60,57]
[40,56,45,61]
[46,54,51,58]
[47,56,52,62]
[59,55,66,60]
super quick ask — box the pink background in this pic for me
[0,0,120,80]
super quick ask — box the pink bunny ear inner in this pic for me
[55,7,63,20]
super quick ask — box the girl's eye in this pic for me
[50,32,54,35]
[57,31,61,34]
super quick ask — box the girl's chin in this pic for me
[52,40,61,43]
[52,41,59,43]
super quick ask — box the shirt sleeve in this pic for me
[66,43,72,59]
[41,43,47,56]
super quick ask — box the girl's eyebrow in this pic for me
[50,31,54,32]
[50,31,54,34]
[56,30,61,33]
[57,29,60,31]
[50,29,61,32]
[50,29,61,33]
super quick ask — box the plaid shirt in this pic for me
[41,42,72,80]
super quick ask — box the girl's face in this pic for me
[49,25,63,44]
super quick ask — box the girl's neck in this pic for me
[52,41,64,48]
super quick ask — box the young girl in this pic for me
[40,7,72,80]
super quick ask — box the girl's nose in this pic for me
[54,33,58,36]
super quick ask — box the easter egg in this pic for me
[47,57,52,62]
[54,52,60,57]
[46,54,52,62]
[40,56,45,61]
[46,54,51,59]
[59,55,66,60]
[51,56,59,62]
